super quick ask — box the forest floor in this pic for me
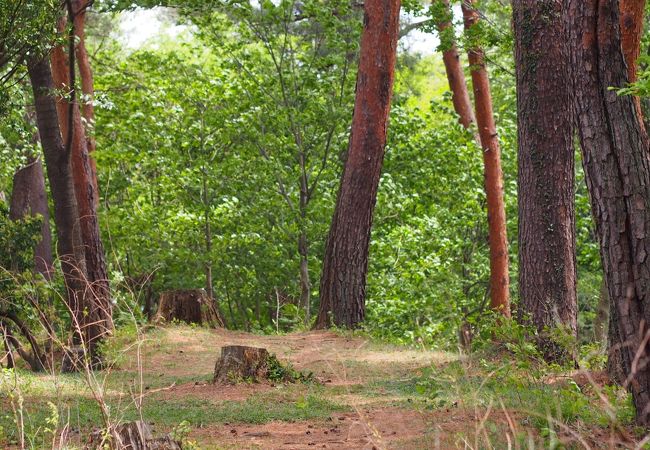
[0,324,647,449]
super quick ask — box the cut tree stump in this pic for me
[87,421,182,449]
[154,289,224,327]
[213,345,269,384]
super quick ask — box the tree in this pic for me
[434,0,475,129]
[513,0,577,360]
[9,154,54,280]
[50,4,112,352]
[461,0,510,317]
[620,0,646,127]
[565,0,650,424]
[26,56,86,330]
[315,0,401,328]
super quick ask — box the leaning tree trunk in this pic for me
[9,156,54,279]
[51,14,113,352]
[462,0,510,317]
[72,0,100,205]
[155,289,224,327]
[26,57,86,331]
[565,0,650,425]
[315,0,401,329]
[435,0,475,129]
[513,0,577,362]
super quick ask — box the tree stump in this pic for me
[87,421,182,449]
[155,289,224,327]
[213,345,269,384]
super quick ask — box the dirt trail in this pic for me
[134,327,455,449]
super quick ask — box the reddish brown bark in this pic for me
[9,156,54,279]
[620,0,646,128]
[436,0,475,128]
[27,56,86,326]
[565,0,650,424]
[72,0,99,203]
[461,0,510,317]
[514,0,577,362]
[51,14,113,350]
[315,0,401,329]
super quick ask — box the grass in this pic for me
[1,323,647,449]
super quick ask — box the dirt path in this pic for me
[130,326,456,449]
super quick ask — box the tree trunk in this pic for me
[565,0,650,425]
[436,0,475,129]
[213,345,269,384]
[155,289,224,327]
[26,56,86,336]
[462,0,510,317]
[620,0,646,128]
[298,230,311,324]
[51,14,113,351]
[72,0,99,204]
[513,0,577,362]
[9,156,54,279]
[315,0,401,329]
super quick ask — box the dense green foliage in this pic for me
[0,1,605,348]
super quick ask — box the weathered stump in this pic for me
[155,289,224,327]
[213,345,269,384]
[87,421,182,449]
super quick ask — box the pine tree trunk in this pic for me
[9,156,54,279]
[26,57,86,329]
[436,0,475,129]
[315,0,401,329]
[461,0,510,317]
[565,0,650,425]
[51,15,113,353]
[513,0,577,362]
[620,0,646,128]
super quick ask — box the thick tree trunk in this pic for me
[51,16,113,351]
[565,0,650,425]
[315,0,401,329]
[513,0,577,362]
[461,0,510,317]
[9,156,54,279]
[436,0,475,128]
[26,57,86,333]
[620,0,646,127]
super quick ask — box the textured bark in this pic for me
[620,0,646,127]
[436,0,475,128]
[565,0,650,425]
[27,57,86,331]
[513,0,577,361]
[72,0,99,203]
[9,156,54,279]
[51,15,113,349]
[155,289,224,327]
[213,346,269,384]
[462,0,511,317]
[315,0,401,329]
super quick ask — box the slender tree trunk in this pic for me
[9,156,54,279]
[298,230,310,323]
[513,0,577,361]
[620,0,646,128]
[315,0,401,329]
[72,0,99,203]
[436,0,475,128]
[51,12,113,352]
[26,56,86,331]
[565,0,650,425]
[461,0,510,317]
